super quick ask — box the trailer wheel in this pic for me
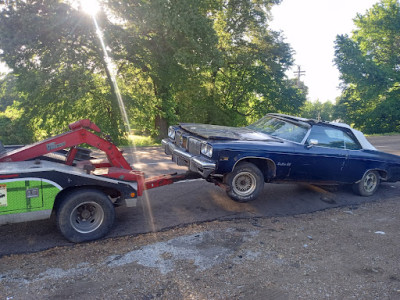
[225,162,264,202]
[56,189,115,243]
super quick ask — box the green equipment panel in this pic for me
[0,179,55,215]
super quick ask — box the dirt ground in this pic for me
[1,196,400,300]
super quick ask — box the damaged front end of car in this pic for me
[162,126,216,178]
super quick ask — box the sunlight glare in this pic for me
[81,0,100,16]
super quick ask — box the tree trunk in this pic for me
[155,114,168,140]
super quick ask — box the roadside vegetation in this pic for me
[0,0,399,145]
[128,135,159,147]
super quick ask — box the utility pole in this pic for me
[293,65,306,87]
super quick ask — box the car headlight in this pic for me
[168,127,176,140]
[201,143,213,157]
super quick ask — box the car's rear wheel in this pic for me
[353,170,380,196]
[225,162,264,202]
[56,189,115,243]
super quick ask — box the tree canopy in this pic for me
[0,0,306,143]
[0,0,127,142]
[334,0,400,133]
[300,100,335,121]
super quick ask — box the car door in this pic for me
[290,125,350,182]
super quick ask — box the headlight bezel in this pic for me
[168,127,176,140]
[201,142,213,158]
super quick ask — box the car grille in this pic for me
[188,137,201,155]
[173,131,202,155]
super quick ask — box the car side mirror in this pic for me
[306,139,318,149]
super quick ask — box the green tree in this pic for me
[334,0,400,133]
[301,100,335,121]
[0,100,35,144]
[0,73,22,111]
[105,0,220,138]
[0,73,33,143]
[208,0,306,126]
[0,0,126,142]
[106,0,306,134]
[0,0,305,141]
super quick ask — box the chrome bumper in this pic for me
[162,139,216,178]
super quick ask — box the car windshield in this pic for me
[247,115,309,143]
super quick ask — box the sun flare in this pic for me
[80,0,100,16]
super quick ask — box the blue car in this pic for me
[162,113,400,202]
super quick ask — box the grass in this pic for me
[127,134,160,147]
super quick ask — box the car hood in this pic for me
[179,123,275,141]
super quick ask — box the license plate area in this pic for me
[172,154,189,166]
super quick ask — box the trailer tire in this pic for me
[56,189,115,243]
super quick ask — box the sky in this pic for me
[270,0,379,103]
[0,62,8,74]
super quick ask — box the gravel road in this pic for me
[1,196,399,299]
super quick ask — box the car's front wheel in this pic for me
[56,189,115,243]
[353,170,380,196]
[225,162,264,202]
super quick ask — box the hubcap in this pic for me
[70,202,104,234]
[232,171,257,196]
[363,173,377,193]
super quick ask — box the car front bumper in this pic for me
[162,139,216,178]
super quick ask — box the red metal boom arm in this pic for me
[0,119,131,170]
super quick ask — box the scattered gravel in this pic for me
[1,197,400,299]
